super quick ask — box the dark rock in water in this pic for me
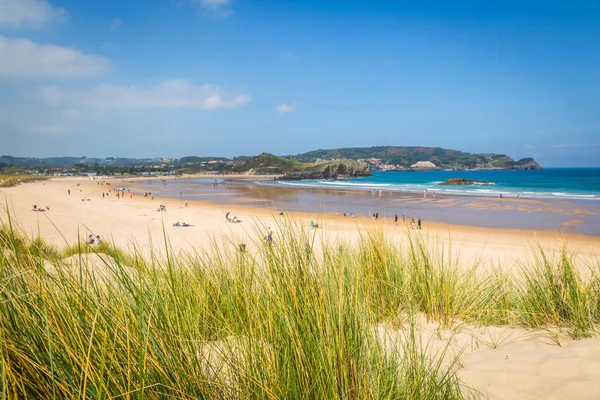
[279,160,371,180]
[440,178,491,185]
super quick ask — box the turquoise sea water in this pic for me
[269,168,600,201]
[132,169,600,235]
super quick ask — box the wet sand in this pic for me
[132,178,600,236]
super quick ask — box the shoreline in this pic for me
[1,177,599,271]
[129,176,600,236]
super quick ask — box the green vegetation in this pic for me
[0,174,48,188]
[0,215,597,398]
[0,145,542,178]
[292,146,542,170]
[225,152,303,174]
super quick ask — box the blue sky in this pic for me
[1,0,599,166]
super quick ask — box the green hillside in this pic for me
[226,153,303,174]
[293,146,542,170]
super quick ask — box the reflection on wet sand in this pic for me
[131,179,600,236]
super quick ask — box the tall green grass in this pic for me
[0,215,598,398]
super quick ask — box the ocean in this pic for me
[130,168,600,235]
[267,168,600,201]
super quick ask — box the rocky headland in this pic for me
[279,160,371,180]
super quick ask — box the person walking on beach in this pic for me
[266,228,273,244]
[68,189,70,195]
[394,214,398,223]
[418,218,422,230]
[184,200,188,207]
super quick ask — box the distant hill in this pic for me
[0,145,542,173]
[226,153,302,174]
[0,155,158,167]
[292,146,542,170]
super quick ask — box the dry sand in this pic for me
[1,177,600,399]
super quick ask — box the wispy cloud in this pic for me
[279,51,298,61]
[0,0,67,28]
[29,124,69,135]
[548,143,585,149]
[0,35,110,79]
[195,0,233,18]
[109,19,123,32]
[526,145,535,149]
[276,103,296,114]
[38,79,251,110]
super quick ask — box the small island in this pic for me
[439,178,493,186]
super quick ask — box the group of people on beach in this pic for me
[423,189,436,199]
[225,212,241,223]
[86,235,101,245]
[338,212,355,218]
[32,205,50,212]
[394,214,422,229]
[173,222,193,227]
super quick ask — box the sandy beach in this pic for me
[2,177,599,266]
[2,176,600,399]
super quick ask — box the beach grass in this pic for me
[0,174,48,188]
[0,215,598,398]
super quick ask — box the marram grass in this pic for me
[0,215,598,399]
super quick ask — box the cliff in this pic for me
[279,160,371,180]
[510,158,543,170]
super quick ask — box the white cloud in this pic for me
[279,51,298,61]
[276,103,296,114]
[38,79,251,110]
[0,36,110,79]
[109,19,123,32]
[0,0,67,28]
[29,124,69,135]
[38,85,64,104]
[195,0,233,18]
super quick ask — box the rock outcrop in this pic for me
[440,178,492,185]
[512,158,543,170]
[279,160,371,180]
